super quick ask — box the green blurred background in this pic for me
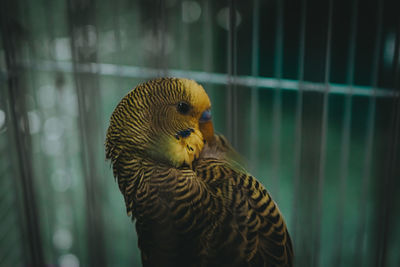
[1,0,400,266]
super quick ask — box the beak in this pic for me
[199,110,214,144]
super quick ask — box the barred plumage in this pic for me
[105,78,293,266]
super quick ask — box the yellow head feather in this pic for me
[105,78,212,170]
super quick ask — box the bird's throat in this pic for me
[164,130,205,168]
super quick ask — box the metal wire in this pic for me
[250,0,260,174]
[202,0,213,74]
[354,0,383,265]
[66,1,107,266]
[333,0,358,265]
[21,60,400,97]
[227,0,238,147]
[157,0,168,75]
[378,94,400,266]
[180,1,190,70]
[375,8,400,266]
[0,1,44,265]
[313,0,333,265]
[291,0,307,251]
[393,18,400,90]
[271,0,284,201]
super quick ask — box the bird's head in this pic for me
[105,78,214,169]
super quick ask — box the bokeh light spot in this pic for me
[216,7,242,30]
[27,110,41,134]
[53,228,73,250]
[44,117,64,141]
[0,109,6,130]
[182,1,202,23]
[51,169,72,192]
[59,254,79,267]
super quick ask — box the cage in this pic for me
[0,0,399,266]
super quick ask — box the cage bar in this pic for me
[313,0,334,265]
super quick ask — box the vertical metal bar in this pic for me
[271,0,284,201]
[111,0,122,54]
[202,0,213,74]
[378,93,400,266]
[354,1,383,266]
[180,1,190,71]
[227,1,232,141]
[0,100,24,266]
[153,0,167,75]
[393,19,400,90]
[291,0,307,249]
[0,1,44,265]
[250,0,260,174]
[227,0,237,146]
[66,0,107,266]
[202,0,214,101]
[313,0,333,266]
[158,0,168,76]
[43,0,56,58]
[334,0,358,266]
[5,70,45,267]
[354,98,376,266]
[232,11,238,150]
[376,10,400,267]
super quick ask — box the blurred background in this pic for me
[0,0,399,266]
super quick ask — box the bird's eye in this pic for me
[177,102,190,115]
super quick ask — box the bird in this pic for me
[105,77,293,267]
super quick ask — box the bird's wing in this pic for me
[235,173,293,266]
[194,158,293,267]
[197,134,293,266]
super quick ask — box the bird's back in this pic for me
[132,135,293,267]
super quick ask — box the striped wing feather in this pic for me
[123,136,292,266]
[194,159,293,267]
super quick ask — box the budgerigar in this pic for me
[105,78,293,267]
